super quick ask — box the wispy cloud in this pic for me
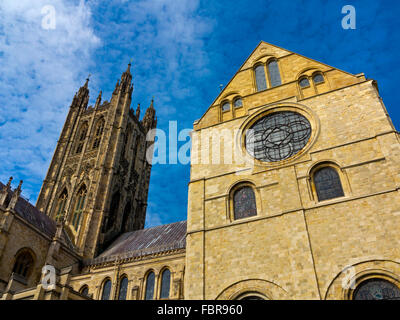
[85,0,215,227]
[1,0,399,229]
[0,0,214,226]
[89,0,214,118]
[0,0,100,199]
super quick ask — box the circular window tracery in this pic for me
[245,111,311,162]
[353,279,400,300]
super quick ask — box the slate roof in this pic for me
[1,182,56,238]
[91,221,187,264]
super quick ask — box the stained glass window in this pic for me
[76,124,88,154]
[245,111,311,162]
[160,269,171,299]
[234,98,243,108]
[268,60,282,87]
[354,279,400,300]
[12,251,34,278]
[93,119,104,149]
[145,272,155,300]
[255,65,267,91]
[72,186,86,230]
[55,189,68,222]
[101,279,112,300]
[118,277,128,300]
[313,73,324,84]
[314,167,344,201]
[233,187,257,220]
[299,77,310,88]
[222,102,230,112]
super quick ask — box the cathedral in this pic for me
[0,41,399,300]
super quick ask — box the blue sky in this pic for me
[0,0,399,227]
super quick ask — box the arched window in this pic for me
[254,65,267,91]
[233,186,257,220]
[299,77,310,88]
[313,73,324,84]
[76,123,88,154]
[233,97,243,108]
[80,285,89,297]
[221,101,230,112]
[12,250,34,279]
[101,279,112,300]
[145,272,155,300]
[118,276,128,300]
[313,167,344,201]
[79,125,88,141]
[93,119,105,149]
[353,279,400,300]
[160,269,171,299]
[72,186,86,230]
[55,189,68,222]
[267,60,281,87]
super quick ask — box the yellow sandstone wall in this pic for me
[69,252,185,300]
[185,41,400,300]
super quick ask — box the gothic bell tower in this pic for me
[36,64,157,259]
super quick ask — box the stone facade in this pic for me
[185,41,400,300]
[0,41,399,300]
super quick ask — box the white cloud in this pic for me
[0,0,213,226]
[0,0,100,199]
[89,0,213,116]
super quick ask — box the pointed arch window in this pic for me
[12,250,34,279]
[313,167,344,201]
[233,186,257,220]
[145,272,155,300]
[160,269,171,299]
[79,125,88,141]
[76,123,88,154]
[55,189,68,222]
[254,65,267,91]
[93,119,105,149]
[72,186,86,230]
[101,279,112,300]
[118,276,128,300]
[267,60,281,87]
